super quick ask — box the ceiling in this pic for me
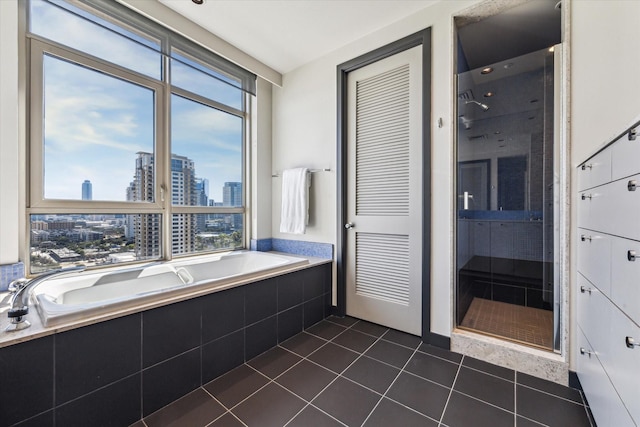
[456,0,561,71]
[158,0,437,74]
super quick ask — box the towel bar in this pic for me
[272,168,330,177]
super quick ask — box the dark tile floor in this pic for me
[132,316,595,427]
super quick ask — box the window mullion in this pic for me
[160,52,172,261]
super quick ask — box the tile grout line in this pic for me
[279,319,382,427]
[200,385,245,427]
[282,320,389,426]
[214,321,356,427]
[449,388,518,416]
[517,382,587,406]
[437,354,464,426]
[281,402,348,427]
[359,341,424,427]
[208,363,277,418]
[303,323,459,424]
[461,363,515,383]
[514,369,518,426]
[579,390,596,427]
[203,409,248,427]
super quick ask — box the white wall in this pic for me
[570,1,640,164]
[272,0,482,337]
[0,0,20,265]
[250,77,273,241]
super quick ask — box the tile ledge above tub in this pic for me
[271,238,334,259]
[0,252,331,349]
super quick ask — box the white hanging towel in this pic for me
[279,168,310,234]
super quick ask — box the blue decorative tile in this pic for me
[0,262,25,292]
[250,238,273,252]
[271,239,333,259]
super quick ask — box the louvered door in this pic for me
[345,46,422,335]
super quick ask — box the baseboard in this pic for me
[568,370,583,391]
[423,332,451,350]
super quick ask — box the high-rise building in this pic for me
[223,182,242,229]
[171,154,196,254]
[126,153,160,259]
[195,178,209,232]
[195,178,209,206]
[223,182,242,207]
[126,152,197,258]
[81,180,92,200]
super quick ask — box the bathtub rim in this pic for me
[0,252,331,348]
[32,251,309,327]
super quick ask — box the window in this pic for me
[27,0,254,273]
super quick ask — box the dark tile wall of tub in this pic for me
[0,262,331,427]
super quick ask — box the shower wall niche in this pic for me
[455,46,558,351]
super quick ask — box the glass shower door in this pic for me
[455,47,558,351]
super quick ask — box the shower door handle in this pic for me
[461,191,474,210]
[625,336,639,349]
[580,347,594,357]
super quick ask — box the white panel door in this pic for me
[345,46,422,335]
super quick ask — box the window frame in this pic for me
[28,37,167,212]
[25,0,252,272]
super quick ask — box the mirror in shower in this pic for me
[455,46,558,351]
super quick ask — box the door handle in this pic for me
[628,180,637,192]
[628,250,637,262]
[344,223,355,229]
[625,336,639,349]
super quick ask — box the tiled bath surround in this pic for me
[0,262,24,292]
[0,262,331,427]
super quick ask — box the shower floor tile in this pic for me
[138,318,593,427]
[460,297,554,349]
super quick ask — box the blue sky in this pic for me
[34,0,243,203]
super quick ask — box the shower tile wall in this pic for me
[0,262,331,427]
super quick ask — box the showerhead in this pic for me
[465,100,490,111]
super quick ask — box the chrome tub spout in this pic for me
[5,266,86,332]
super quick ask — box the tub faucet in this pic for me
[5,266,86,332]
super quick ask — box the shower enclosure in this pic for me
[456,46,559,351]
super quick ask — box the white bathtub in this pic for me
[32,251,308,327]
